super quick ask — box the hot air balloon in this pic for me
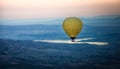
[62,17,83,42]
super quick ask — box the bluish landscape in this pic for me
[0,16,120,69]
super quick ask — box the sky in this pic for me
[1,0,120,19]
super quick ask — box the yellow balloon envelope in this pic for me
[62,17,83,42]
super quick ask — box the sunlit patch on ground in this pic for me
[34,38,108,46]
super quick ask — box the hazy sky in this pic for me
[1,0,120,18]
